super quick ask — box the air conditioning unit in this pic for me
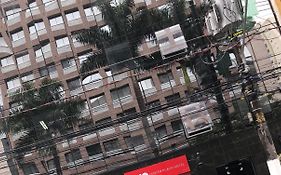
[205,0,243,38]
[179,101,213,138]
[155,24,187,59]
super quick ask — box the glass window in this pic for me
[22,162,39,175]
[35,43,51,57]
[171,120,184,132]
[21,72,34,83]
[39,64,56,76]
[1,57,14,67]
[155,125,167,139]
[65,149,82,164]
[110,85,131,101]
[67,78,81,91]
[138,78,154,90]
[103,138,121,152]
[90,94,106,108]
[158,72,174,84]
[5,7,21,20]
[146,100,161,112]
[43,0,55,6]
[66,11,81,21]
[11,30,25,41]
[165,93,180,104]
[84,7,95,17]
[6,77,21,90]
[86,143,102,156]
[78,52,91,64]
[49,16,63,26]
[56,37,69,47]
[124,135,145,148]
[47,159,55,171]
[82,73,102,85]
[16,54,30,65]
[61,58,75,69]
[28,1,38,9]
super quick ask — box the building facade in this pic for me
[0,0,209,174]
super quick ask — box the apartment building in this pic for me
[0,0,210,174]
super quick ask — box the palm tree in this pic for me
[76,0,232,140]
[1,78,86,175]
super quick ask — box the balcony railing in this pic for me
[63,65,77,74]
[142,87,157,97]
[98,127,115,137]
[1,64,16,73]
[44,1,59,11]
[17,61,31,69]
[30,29,47,40]
[67,18,82,26]
[69,87,83,96]
[6,16,21,26]
[84,80,103,90]
[36,51,52,63]
[51,24,65,31]
[25,7,40,18]
[12,38,26,48]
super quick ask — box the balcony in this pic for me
[0,38,12,58]
[12,38,26,48]
[61,0,76,7]
[112,95,132,108]
[160,80,176,90]
[30,29,47,41]
[91,104,108,115]
[44,1,59,12]
[63,65,77,75]
[57,44,71,54]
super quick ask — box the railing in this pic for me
[160,80,176,90]
[63,65,77,74]
[112,95,132,108]
[91,104,108,114]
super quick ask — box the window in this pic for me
[138,78,154,90]
[22,162,39,175]
[61,58,76,69]
[39,64,56,77]
[66,11,81,21]
[67,78,81,91]
[82,73,102,85]
[16,54,30,65]
[21,72,34,83]
[146,100,161,112]
[11,30,24,41]
[78,52,92,64]
[49,16,63,26]
[155,125,167,139]
[86,143,102,157]
[111,85,131,101]
[65,149,82,164]
[90,94,107,108]
[1,57,14,67]
[103,138,121,152]
[47,159,55,171]
[29,21,45,34]
[6,77,21,90]
[124,135,145,148]
[56,37,69,47]
[5,7,21,20]
[28,0,38,9]
[43,0,55,6]
[158,72,174,84]
[35,43,51,57]
[165,93,181,104]
[171,120,183,132]
[84,6,101,17]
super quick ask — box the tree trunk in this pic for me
[181,64,192,92]
[51,143,63,175]
[131,70,159,157]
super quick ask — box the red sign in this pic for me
[124,155,190,175]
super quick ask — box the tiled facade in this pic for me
[0,0,203,174]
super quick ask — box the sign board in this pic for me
[124,155,190,175]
